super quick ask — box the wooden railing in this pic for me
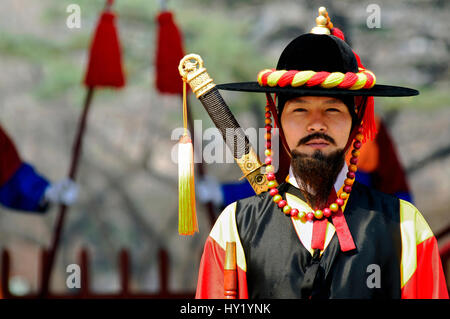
[1,248,195,299]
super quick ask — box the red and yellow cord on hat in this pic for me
[257,68,376,90]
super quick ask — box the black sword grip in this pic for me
[198,88,250,159]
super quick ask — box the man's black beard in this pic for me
[291,148,345,210]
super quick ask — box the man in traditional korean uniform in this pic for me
[195,9,448,299]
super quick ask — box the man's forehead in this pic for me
[287,96,345,104]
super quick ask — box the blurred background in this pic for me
[0,0,448,297]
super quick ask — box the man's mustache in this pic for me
[297,132,336,147]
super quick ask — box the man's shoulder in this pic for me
[224,188,278,227]
[218,190,272,218]
[235,189,272,206]
[355,182,419,215]
[353,180,401,205]
[350,181,406,223]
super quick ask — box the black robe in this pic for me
[236,181,401,298]
[195,181,448,299]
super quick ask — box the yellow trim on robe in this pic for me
[399,199,434,288]
[209,202,247,272]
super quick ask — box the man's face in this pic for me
[280,96,352,156]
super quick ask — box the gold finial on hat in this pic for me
[310,6,332,35]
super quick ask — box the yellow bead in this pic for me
[340,192,349,200]
[344,178,354,186]
[267,180,277,188]
[349,164,357,172]
[265,118,271,125]
[273,194,282,203]
[330,203,339,212]
[283,205,292,215]
[352,150,360,157]
[265,149,272,156]
[266,165,274,173]
[314,210,323,219]
[355,133,364,142]
[265,133,271,140]
[298,211,306,221]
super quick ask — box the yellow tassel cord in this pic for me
[178,80,198,235]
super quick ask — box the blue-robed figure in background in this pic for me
[0,125,78,213]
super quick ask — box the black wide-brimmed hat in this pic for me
[217,33,418,98]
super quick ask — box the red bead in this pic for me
[265,112,271,118]
[265,141,272,149]
[269,188,278,196]
[344,185,352,193]
[336,198,345,206]
[306,212,314,221]
[350,157,358,165]
[265,157,272,165]
[265,124,272,131]
[323,208,332,218]
[267,172,276,181]
[347,172,355,179]
[358,126,364,133]
[353,141,362,149]
[278,200,287,208]
[290,208,299,217]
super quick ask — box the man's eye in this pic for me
[327,108,340,112]
[294,108,307,112]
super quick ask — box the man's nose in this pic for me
[306,114,327,132]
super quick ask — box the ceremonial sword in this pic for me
[179,54,272,298]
